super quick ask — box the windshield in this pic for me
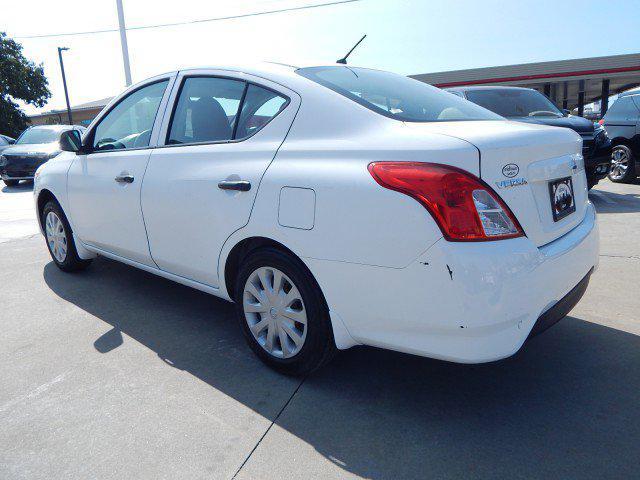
[297,66,502,122]
[465,89,563,118]
[16,128,60,145]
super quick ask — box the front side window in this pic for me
[16,128,60,145]
[297,66,501,123]
[235,84,288,140]
[92,80,168,151]
[465,89,563,118]
[167,77,245,145]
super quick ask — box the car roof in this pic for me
[25,124,85,132]
[445,85,537,92]
[619,86,640,97]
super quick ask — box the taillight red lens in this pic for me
[368,162,524,241]
[598,119,605,125]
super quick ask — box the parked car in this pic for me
[0,125,86,187]
[0,134,15,155]
[34,64,598,375]
[600,86,640,183]
[446,86,612,189]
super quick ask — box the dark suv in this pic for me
[446,86,612,189]
[601,87,640,183]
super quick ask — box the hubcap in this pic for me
[243,266,307,359]
[610,147,629,180]
[45,211,67,263]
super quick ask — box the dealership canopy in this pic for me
[411,53,640,117]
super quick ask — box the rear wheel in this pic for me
[234,248,336,376]
[608,145,636,183]
[42,201,92,272]
[3,179,19,187]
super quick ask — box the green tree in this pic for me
[0,32,51,137]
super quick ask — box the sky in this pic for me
[5,0,640,115]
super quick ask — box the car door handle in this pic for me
[218,180,251,192]
[115,174,134,184]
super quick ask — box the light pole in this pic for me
[57,47,73,125]
[116,0,132,86]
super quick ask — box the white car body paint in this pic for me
[34,63,599,360]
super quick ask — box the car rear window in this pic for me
[297,66,501,123]
[465,89,563,118]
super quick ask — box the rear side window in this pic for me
[235,84,288,140]
[297,66,501,123]
[168,77,245,145]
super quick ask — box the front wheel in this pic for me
[42,201,92,272]
[234,248,336,376]
[608,145,636,183]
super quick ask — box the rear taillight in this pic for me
[598,119,605,125]
[368,162,524,241]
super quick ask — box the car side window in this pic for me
[167,77,246,145]
[631,96,640,118]
[92,80,169,151]
[235,84,288,140]
[606,97,639,121]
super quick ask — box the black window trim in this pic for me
[83,78,172,155]
[160,73,291,149]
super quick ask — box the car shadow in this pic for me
[1,181,33,193]
[589,187,640,214]
[43,258,640,479]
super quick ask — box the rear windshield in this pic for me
[297,66,501,123]
[16,128,60,145]
[465,89,563,118]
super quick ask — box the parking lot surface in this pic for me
[1,180,639,479]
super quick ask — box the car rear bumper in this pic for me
[584,140,612,179]
[305,202,599,363]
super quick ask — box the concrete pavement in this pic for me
[1,179,639,479]
[0,182,39,243]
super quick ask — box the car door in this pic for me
[141,70,300,287]
[67,75,175,266]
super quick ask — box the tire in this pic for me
[42,201,92,272]
[608,144,636,183]
[3,179,19,187]
[234,247,336,376]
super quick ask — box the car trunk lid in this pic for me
[404,120,587,247]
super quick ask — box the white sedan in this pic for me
[34,63,599,375]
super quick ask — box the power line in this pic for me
[15,0,361,39]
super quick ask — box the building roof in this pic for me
[29,96,113,119]
[410,53,640,87]
[410,53,640,110]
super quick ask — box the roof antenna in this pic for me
[336,34,366,65]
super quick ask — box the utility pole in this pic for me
[57,47,73,125]
[116,0,132,86]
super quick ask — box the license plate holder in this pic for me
[549,177,575,222]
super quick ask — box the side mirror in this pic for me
[562,109,571,116]
[59,129,82,152]
[8,139,15,144]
